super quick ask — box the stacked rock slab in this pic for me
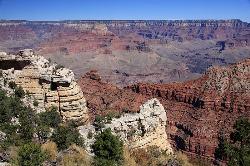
[0,49,88,123]
[79,98,172,154]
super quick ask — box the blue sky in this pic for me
[0,0,250,22]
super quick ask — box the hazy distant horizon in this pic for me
[0,19,249,23]
[0,0,249,22]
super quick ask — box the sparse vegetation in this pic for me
[58,145,92,166]
[93,112,120,131]
[51,124,84,150]
[17,142,48,166]
[41,141,58,161]
[55,64,64,70]
[122,146,137,166]
[215,118,250,166]
[131,146,194,166]
[33,99,39,107]
[92,128,123,166]
[0,88,85,165]
[14,86,25,98]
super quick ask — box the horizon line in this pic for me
[0,18,248,23]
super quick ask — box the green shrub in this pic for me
[94,113,119,131]
[215,118,250,166]
[94,115,105,131]
[51,125,84,151]
[87,131,93,139]
[0,90,22,124]
[17,142,47,166]
[18,107,35,142]
[33,100,39,107]
[36,124,50,142]
[14,86,25,98]
[38,107,61,128]
[92,128,123,166]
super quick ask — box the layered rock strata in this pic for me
[125,59,250,158]
[0,49,88,122]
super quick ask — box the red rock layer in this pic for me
[77,70,149,121]
[124,59,250,158]
[77,60,249,159]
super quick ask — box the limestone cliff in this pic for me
[79,98,172,154]
[0,49,88,123]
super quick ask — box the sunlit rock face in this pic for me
[0,49,89,123]
[79,98,172,154]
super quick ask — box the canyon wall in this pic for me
[125,59,250,158]
[127,59,250,113]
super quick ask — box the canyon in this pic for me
[0,19,249,164]
[77,58,250,161]
[0,50,173,158]
[0,20,250,86]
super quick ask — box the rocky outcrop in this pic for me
[79,98,172,153]
[0,49,88,123]
[126,59,250,159]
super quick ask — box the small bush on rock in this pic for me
[14,86,25,98]
[51,125,84,151]
[33,100,39,107]
[38,107,61,128]
[92,128,123,166]
[17,142,47,166]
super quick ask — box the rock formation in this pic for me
[79,98,172,154]
[0,49,88,123]
[76,58,250,161]
[126,59,250,159]
[127,58,250,112]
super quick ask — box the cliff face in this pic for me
[77,60,249,158]
[128,59,250,112]
[0,49,89,123]
[0,20,249,52]
[79,98,172,154]
[124,59,250,158]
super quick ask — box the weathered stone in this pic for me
[79,98,172,154]
[0,49,89,123]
